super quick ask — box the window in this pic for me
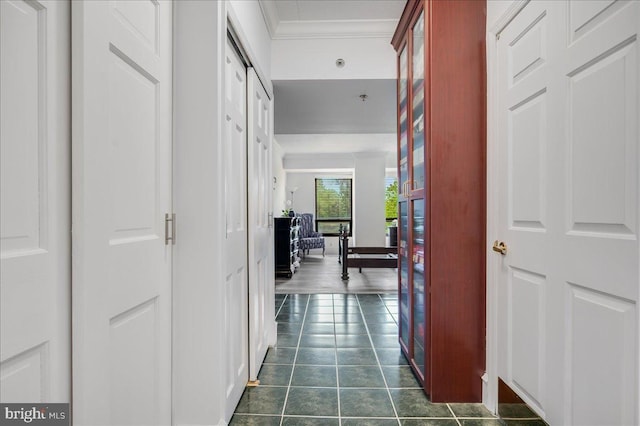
[385,177,398,228]
[315,178,352,236]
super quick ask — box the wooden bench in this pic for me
[340,233,397,280]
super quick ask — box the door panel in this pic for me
[568,40,636,238]
[0,0,70,402]
[72,1,172,424]
[224,39,249,420]
[568,284,635,426]
[509,91,546,230]
[248,68,276,381]
[508,268,544,407]
[497,2,551,416]
[562,1,638,424]
[496,1,639,424]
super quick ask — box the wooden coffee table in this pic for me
[340,234,398,280]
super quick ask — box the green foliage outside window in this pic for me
[385,179,398,222]
[315,178,352,235]
[315,179,352,219]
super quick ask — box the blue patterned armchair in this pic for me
[298,213,325,257]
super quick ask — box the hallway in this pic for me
[231,293,503,425]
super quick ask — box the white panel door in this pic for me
[71,1,172,424]
[224,39,249,421]
[0,0,70,402]
[495,1,639,424]
[247,68,276,382]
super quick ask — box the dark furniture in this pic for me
[298,213,325,257]
[274,216,300,278]
[391,0,486,402]
[340,232,398,280]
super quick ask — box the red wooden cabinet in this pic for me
[391,0,487,402]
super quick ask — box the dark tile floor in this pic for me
[231,293,539,425]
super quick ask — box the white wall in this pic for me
[277,133,397,157]
[173,1,226,424]
[272,37,396,80]
[284,152,397,171]
[354,153,386,246]
[285,153,357,170]
[228,0,272,83]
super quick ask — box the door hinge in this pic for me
[165,213,176,245]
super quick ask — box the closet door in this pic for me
[247,68,276,381]
[495,1,639,422]
[72,1,173,423]
[1,0,70,403]
[223,38,249,420]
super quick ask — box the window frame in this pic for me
[314,178,353,236]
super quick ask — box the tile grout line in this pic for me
[274,294,287,318]
[381,295,400,326]
[332,294,342,426]
[446,403,462,426]
[278,295,310,426]
[355,294,402,426]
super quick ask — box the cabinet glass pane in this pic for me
[399,201,410,349]
[412,199,425,376]
[399,46,409,195]
[412,11,425,190]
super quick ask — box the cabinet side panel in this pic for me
[429,0,487,402]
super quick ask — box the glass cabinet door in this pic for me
[398,201,410,349]
[412,200,425,377]
[398,46,409,197]
[411,11,425,191]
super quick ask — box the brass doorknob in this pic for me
[492,240,507,255]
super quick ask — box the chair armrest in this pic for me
[310,232,323,238]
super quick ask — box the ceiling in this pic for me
[263,0,405,151]
[270,0,405,22]
[273,79,397,134]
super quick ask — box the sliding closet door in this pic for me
[223,37,249,421]
[247,68,276,382]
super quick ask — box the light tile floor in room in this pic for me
[231,293,544,425]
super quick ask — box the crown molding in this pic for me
[258,0,280,39]
[273,19,397,39]
[258,0,398,40]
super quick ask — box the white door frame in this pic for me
[485,0,539,414]
[171,1,228,423]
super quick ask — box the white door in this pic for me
[0,0,70,402]
[224,38,249,420]
[495,1,639,424]
[71,1,173,424]
[247,68,277,382]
